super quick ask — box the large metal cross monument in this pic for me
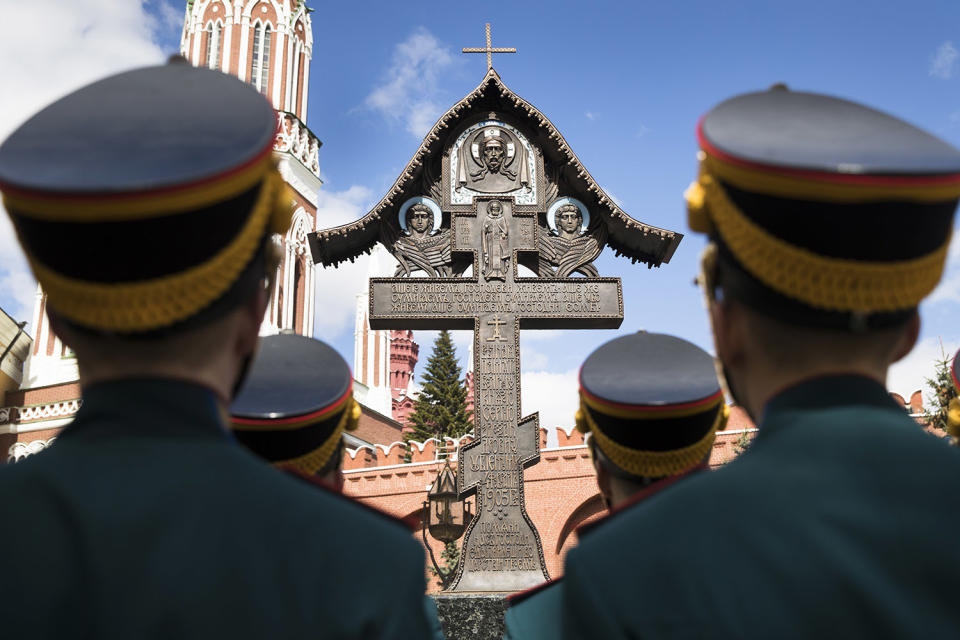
[369,197,623,591]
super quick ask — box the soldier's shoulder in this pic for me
[0,447,57,489]
[572,467,746,559]
[504,579,564,640]
[507,577,563,608]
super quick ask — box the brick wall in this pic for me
[354,405,404,447]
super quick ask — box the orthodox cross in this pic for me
[369,198,622,591]
[462,23,516,71]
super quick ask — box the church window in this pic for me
[250,23,272,95]
[205,23,222,71]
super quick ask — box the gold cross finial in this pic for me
[462,23,516,71]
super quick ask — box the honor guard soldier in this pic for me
[504,332,727,640]
[562,88,960,639]
[229,333,362,490]
[0,62,431,639]
[229,333,446,640]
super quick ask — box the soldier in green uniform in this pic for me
[504,331,728,640]
[562,87,960,638]
[229,333,362,491]
[228,333,445,639]
[0,61,432,638]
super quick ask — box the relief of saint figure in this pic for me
[391,198,452,277]
[482,200,510,281]
[456,126,531,195]
[538,199,604,278]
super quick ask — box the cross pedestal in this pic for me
[369,198,622,591]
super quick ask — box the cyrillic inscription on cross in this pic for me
[369,197,623,592]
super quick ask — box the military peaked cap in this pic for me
[0,60,292,333]
[575,331,728,479]
[686,86,960,330]
[230,334,360,476]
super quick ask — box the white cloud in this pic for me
[888,336,959,401]
[930,41,958,79]
[637,124,651,138]
[0,0,167,327]
[363,28,456,138]
[585,112,597,121]
[311,185,378,337]
[521,368,579,429]
[928,229,960,304]
[522,330,561,342]
[520,345,549,370]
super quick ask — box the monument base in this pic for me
[431,592,509,640]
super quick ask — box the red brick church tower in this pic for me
[180,0,322,336]
[389,330,419,427]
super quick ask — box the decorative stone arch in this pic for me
[8,437,57,463]
[249,16,275,30]
[287,206,312,255]
[196,0,232,23]
[284,207,314,334]
[292,17,307,43]
[553,494,605,556]
[243,0,284,23]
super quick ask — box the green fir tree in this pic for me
[429,541,461,589]
[924,341,955,433]
[404,330,473,450]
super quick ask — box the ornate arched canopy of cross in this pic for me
[462,23,516,71]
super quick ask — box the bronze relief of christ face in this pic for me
[455,125,531,196]
[482,138,505,174]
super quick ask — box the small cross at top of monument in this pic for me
[462,23,516,71]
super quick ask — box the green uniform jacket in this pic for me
[0,379,432,639]
[503,579,564,640]
[504,464,705,640]
[424,595,447,640]
[562,375,960,639]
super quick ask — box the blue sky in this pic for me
[1,0,958,425]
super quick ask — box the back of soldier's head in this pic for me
[229,334,360,485]
[576,331,728,503]
[686,86,960,365]
[0,60,292,364]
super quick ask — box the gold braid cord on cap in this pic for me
[22,170,292,332]
[275,398,361,477]
[575,396,729,478]
[685,160,951,313]
[947,397,960,441]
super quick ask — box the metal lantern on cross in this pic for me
[422,460,472,590]
[425,461,470,543]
